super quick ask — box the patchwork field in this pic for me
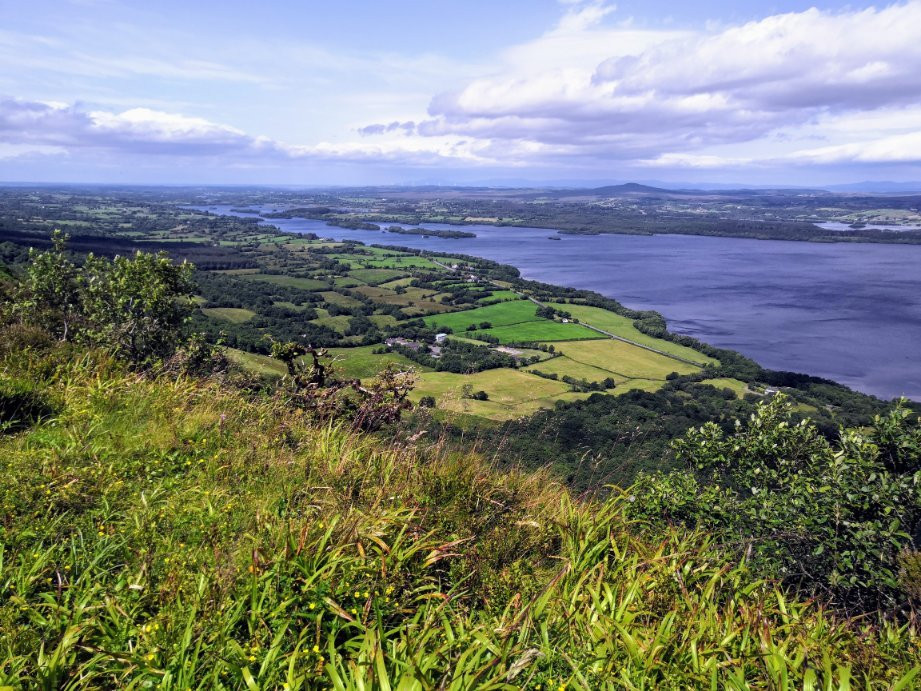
[545,303,718,366]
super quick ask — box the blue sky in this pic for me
[2,0,921,186]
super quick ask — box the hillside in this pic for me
[0,341,919,687]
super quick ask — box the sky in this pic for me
[3,0,921,187]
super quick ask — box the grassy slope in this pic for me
[1,352,918,687]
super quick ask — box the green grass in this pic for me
[541,339,701,380]
[241,274,330,291]
[318,291,364,308]
[410,368,575,420]
[325,345,429,379]
[422,300,542,332]
[700,377,750,397]
[474,321,604,344]
[1,349,918,688]
[347,268,407,285]
[478,290,521,304]
[225,347,287,377]
[311,315,353,334]
[546,303,718,366]
[200,307,256,324]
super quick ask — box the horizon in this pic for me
[4,1,921,186]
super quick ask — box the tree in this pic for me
[81,251,195,364]
[10,233,195,366]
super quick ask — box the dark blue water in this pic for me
[201,206,921,400]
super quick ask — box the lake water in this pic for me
[200,206,921,401]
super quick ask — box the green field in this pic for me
[474,321,604,344]
[700,377,750,397]
[319,291,364,308]
[536,339,700,381]
[241,274,330,291]
[423,300,542,332]
[224,347,286,377]
[546,303,718,366]
[312,315,353,333]
[200,307,256,323]
[348,268,407,285]
[478,290,521,304]
[410,369,577,421]
[326,345,429,379]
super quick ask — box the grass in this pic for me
[546,303,718,366]
[474,321,604,344]
[241,274,330,291]
[200,307,256,324]
[541,339,701,380]
[224,347,287,377]
[347,268,406,285]
[422,300,542,332]
[700,377,750,397]
[478,290,521,304]
[311,315,353,334]
[325,345,429,379]
[410,368,575,420]
[0,348,917,687]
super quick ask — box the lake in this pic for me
[200,206,921,401]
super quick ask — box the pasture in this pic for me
[423,300,542,332]
[199,307,256,323]
[546,303,718,366]
[473,321,603,343]
[241,274,330,291]
[544,339,700,380]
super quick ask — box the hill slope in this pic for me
[0,348,918,688]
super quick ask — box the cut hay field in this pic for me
[546,303,718,366]
[410,369,585,420]
[550,339,700,379]
[199,307,256,323]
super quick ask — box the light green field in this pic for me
[319,291,364,308]
[478,290,521,304]
[545,303,718,366]
[379,277,416,289]
[369,314,398,328]
[423,300,541,332]
[546,339,700,380]
[326,345,429,379]
[700,377,749,397]
[312,315,352,334]
[348,268,407,285]
[225,348,286,377]
[613,379,666,395]
[331,276,364,288]
[200,307,256,323]
[474,321,604,344]
[241,274,329,291]
[528,356,626,383]
[410,369,577,421]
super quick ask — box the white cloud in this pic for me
[357,1,921,170]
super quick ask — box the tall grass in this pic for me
[0,348,918,688]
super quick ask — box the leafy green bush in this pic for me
[631,395,921,611]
